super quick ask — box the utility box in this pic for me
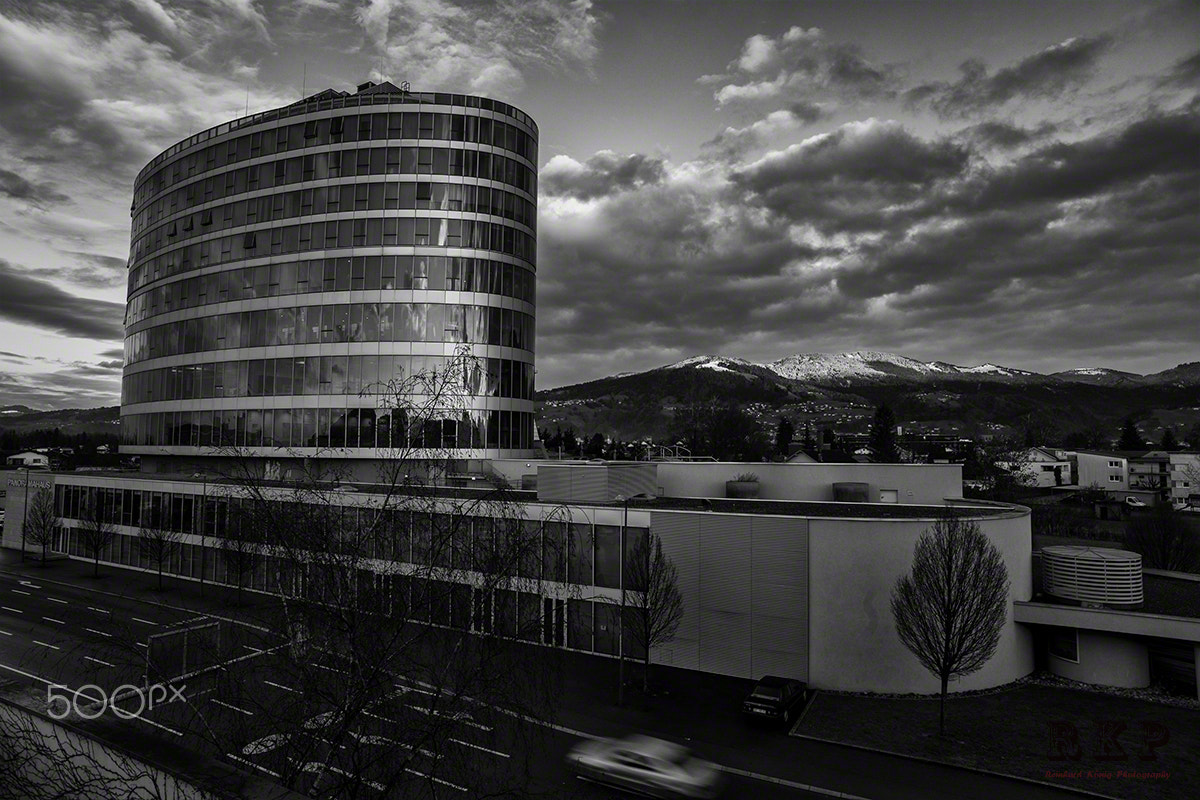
[832,482,871,503]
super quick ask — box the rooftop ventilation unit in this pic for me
[1041,545,1143,607]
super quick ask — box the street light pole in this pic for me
[20,466,30,562]
[615,490,655,708]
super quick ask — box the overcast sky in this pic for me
[0,0,1197,407]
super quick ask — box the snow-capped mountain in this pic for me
[759,351,1039,384]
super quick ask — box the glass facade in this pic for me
[122,86,537,457]
[52,483,647,658]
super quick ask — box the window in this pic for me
[1109,475,1122,482]
[1108,460,1121,468]
[1048,628,1078,662]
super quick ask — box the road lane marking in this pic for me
[83,656,115,668]
[84,627,112,637]
[403,768,466,792]
[42,617,65,625]
[325,764,384,791]
[11,589,30,596]
[212,699,254,716]
[47,597,68,605]
[396,682,435,696]
[135,714,183,737]
[718,766,873,798]
[449,738,509,758]
[19,581,41,589]
[32,640,60,650]
[1,606,23,614]
[131,617,157,626]
[227,753,280,779]
[264,680,297,693]
[0,630,10,636]
[242,645,264,653]
[310,662,349,674]
[88,606,110,614]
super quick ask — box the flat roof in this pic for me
[45,470,1015,520]
[1141,573,1200,620]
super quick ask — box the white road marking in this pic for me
[264,680,297,693]
[325,764,384,791]
[212,699,254,716]
[0,663,104,703]
[136,642,148,648]
[84,656,115,668]
[242,645,264,653]
[135,714,183,737]
[227,753,280,779]
[131,617,158,626]
[88,606,110,614]
[42,617,65,625]
[1,606,23,614]
[449,738,510,758]
[310,662,349,674]
[46,597,68,605]
[11,589,30,596]
[403,768,466,792]
[397,682,435,696]
[0,630,10,636]
[85,627,112,637]
[719,766,873,798]
[19,581,41,589]
[32,640,59,650]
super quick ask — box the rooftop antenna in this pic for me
[302,62,307,100]
[244,86,249,116]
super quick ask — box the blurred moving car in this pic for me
[742,675,806,725]
[1124,497,1147,508]
[567,734,723,798]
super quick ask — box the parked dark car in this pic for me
[742,676,806,725]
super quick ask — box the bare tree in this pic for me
[625,532,683,694]
[137,506,182,592]
[22,487,57,565]
[1124,504,1200,572]
[78,488,117,579]
[890,515,1010,735]
[154,345,570,798]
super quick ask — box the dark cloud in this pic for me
[709,26,897,113]
[98,347,125,359]
[906,36,1112,117]
[731,120,970,232]
[541,151,667,200]
[0,366,120,409]
[0,258,125,340]
[1157,50,1200,89]
[96,359,123,370]
[26,250,127,290]
[0,167,69,207]
[536,104,1199,388]
[962,120,1058,150]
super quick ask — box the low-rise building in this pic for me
[5,452,50,468]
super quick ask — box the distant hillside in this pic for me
[537,353,1200,443]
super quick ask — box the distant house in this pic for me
[1071,450,1169,504]
[5,452,50,468]
[1168,452,1200,507]
[999,447,1072,488]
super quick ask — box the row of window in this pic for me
[127,256,534,325]
[129,217,535,294]
[120,407,536,450]
[137,111,537,207]
[54,485,646,594]
[134,179,536,256]
[123,354,535,404]
[125,302,534,365]
[48,526,637,656]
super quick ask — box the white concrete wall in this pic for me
[1075,453,1127,491]
[806,509,1034,693]
[1050,631,1149,688]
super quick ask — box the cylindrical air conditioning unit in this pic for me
[1041,545,1143,607]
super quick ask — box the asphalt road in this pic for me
[0,563,1098,800]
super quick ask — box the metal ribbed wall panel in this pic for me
[536,466,573,503]
[649,511,808,681]
[536,463,657,504]
[651,512,701,669]
[608,464,658,501]
[697,514,753,676]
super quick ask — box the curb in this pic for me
[0,566,272,633]
[791,732,1127,800]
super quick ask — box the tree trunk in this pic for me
[41,542,48,565]
[643,654,651,694]
[93,552,100,578]
[158,562,164,592]
[939,674,948,736]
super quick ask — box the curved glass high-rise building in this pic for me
[120,82,538,472]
